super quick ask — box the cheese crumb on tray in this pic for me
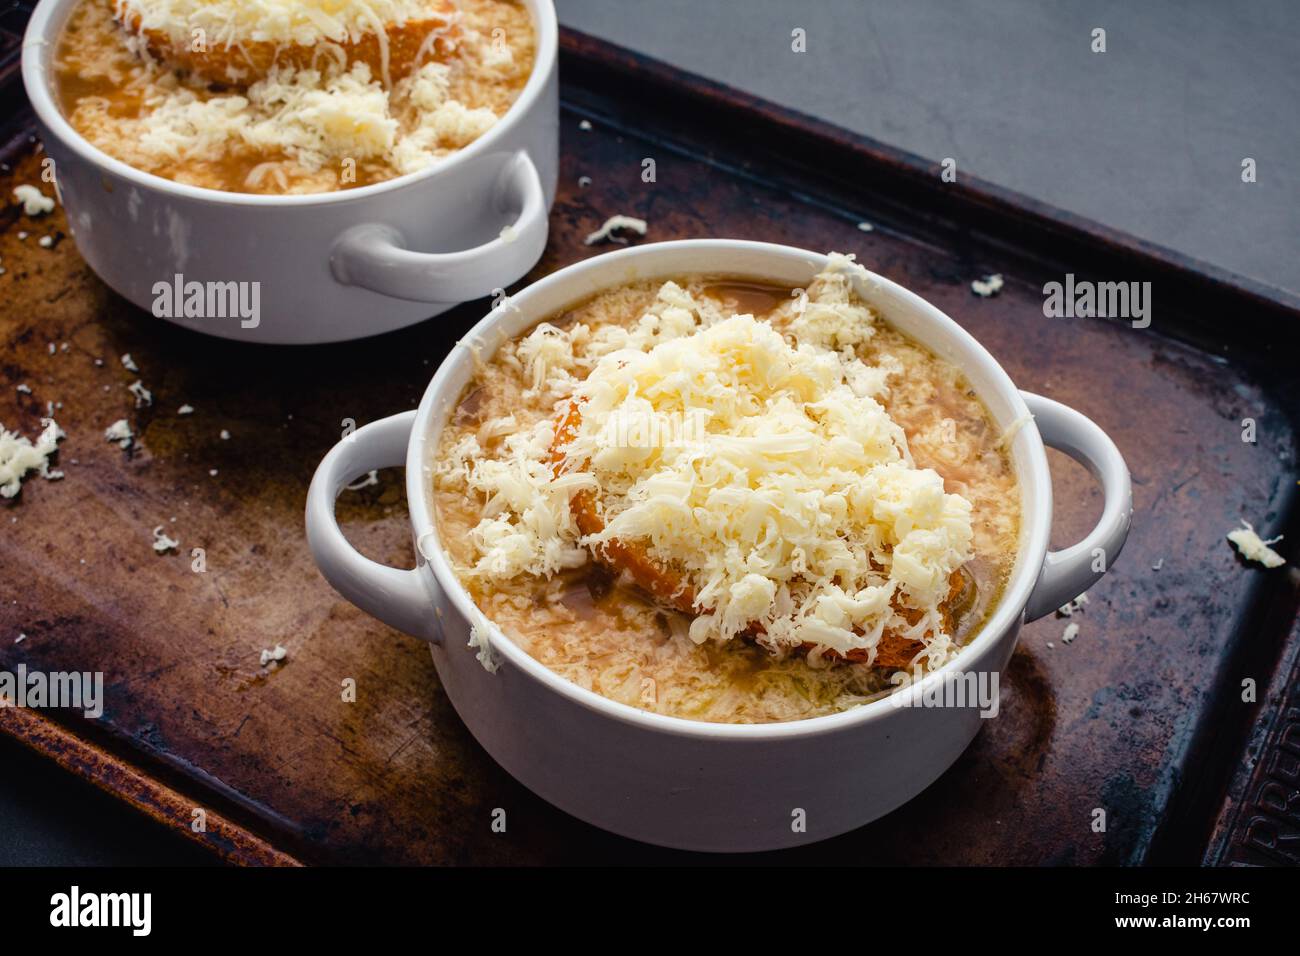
[1227,520,1285,568]
[12,184,55,217]
[152,525,179,553]
[0,419,65,497]
[584,215,648,246]
[104,418,134,449]
[259,644,289,667]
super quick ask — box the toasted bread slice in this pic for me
[549,399,698,613]
[116,2,459,86]
[549,400,966,669]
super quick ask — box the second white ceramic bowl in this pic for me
[22,0,559,344]
[307,240,1133,851]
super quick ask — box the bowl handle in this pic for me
[330,150,548,303]
[1021,392,1133,622]
[305,411,441,643]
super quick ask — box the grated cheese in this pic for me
[259,643,288,666]
[12,184,55,216]
[346,469,379,490]
[1062,621,1078,644]
[998,413,1034,448]
[128,380,153,407]
[0,418,64,497]
[1056,593,1088,617]
[152,525,179,552]
[104,418,134,449]
[467,621,500,672]
[971,274,1004,297]
[446,255,977,663]
[124,58,498,179]
[62,0,527,191]
[115,0,437,49]
[1227,520,1285,568]
[584,215,648,246]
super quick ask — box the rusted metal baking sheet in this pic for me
[2,26,1297,865]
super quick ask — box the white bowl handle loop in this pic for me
[305,411,441,642]
[1021,391,1133,622]
[330,149,548,303]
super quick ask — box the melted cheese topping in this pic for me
[441,255,977,664]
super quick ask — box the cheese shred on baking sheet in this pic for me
[440,255,981,668]
[0,419,65,498]
[1227,520,1285,569]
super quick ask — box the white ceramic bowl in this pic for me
[22,0,559,344]
[307,240,1132,851]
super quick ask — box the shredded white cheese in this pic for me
[114,58,499,181]
[259,644,289,666]
[346,469,379,490]
[584,215,648,246]
[1227,520,1285,568]
[104,419,134,449]
[12,184,55,216]
[151,525,179,552]
[1057,593,1089,617]
[446,255,976,664]
[120,353,139,372]
[971,273,1004,297]
[998,413,1034,448]
[0,418,64,497]
[116,0,438,49]
[128,380,153,407]
[1062,621,1078,644]
[467,621,500,672]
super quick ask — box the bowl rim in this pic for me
[407,239,1051,741]
[21,0,558,207]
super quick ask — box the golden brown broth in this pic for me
[434,277,1022,723]
[52,0,534,194]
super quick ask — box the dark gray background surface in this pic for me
[560,0,1299,296]
[2,0,1295,865]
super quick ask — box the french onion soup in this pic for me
[52,0,535,193]
[434,255,1021,723]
